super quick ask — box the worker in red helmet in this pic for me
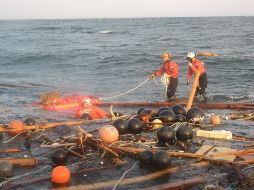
[186,52,207,102]
[149,52,178,101]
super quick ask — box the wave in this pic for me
[208,94,254,103]
[34,26,62,31]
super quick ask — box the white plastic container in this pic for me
[196,130,232,140]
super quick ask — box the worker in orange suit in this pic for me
[75,99,108,120]
[186,52,208,102]
[149,52,178,101]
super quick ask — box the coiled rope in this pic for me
[99,78,150,100]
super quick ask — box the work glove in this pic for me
[149,74,156,79]
[186,80,190,85]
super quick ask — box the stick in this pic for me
[211,149,254,157]
[61,162,209,190]
[40,143,77,148]
[141,176,206,190]
[0,158,38,167]
[186,71,200,111]
[0,148,23,153]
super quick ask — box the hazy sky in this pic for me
[0,0,253,19]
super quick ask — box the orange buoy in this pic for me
[98,125,119,143]
[51,166,70,184]
[7,120,25,135]
[210,115,221,125]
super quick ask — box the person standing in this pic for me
[186,52,208,102]
[149,52,178,101]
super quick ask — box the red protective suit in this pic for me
[187,58,206,81]
[76,106,108,120]
[154,60,178,78]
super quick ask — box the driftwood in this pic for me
[96,102,254,110]
[211,149,254,157]
[186,71,200,111]
[40,143,77,148]
[60,162,209,190]
[141,176,206,190]
[0,158,38,167]
[0,148,23,153]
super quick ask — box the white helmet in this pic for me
[186,52,196,59]
[83,98,92,105]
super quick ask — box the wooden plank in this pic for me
[195,145,236,162]
[141,177,205,190]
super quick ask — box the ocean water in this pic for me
[0,17,254,189]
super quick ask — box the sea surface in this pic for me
[0,17,254,189]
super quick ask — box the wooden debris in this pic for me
[141,176,206,190]
[0,148,23,153]
[40,143,77,148]
[186,70,200,111]
[195,145,236,162]
[0,158,38,167]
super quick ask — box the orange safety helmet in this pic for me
[162,52,171,60]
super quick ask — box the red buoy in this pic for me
[7,120,25,135]
[51,166,70,184]
[210,115,221,125]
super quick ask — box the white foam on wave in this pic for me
[99,30,111,34]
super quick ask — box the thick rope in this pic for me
[161,74,170,100]
[99,78,150,100]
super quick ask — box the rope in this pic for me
[161,74,170,100]
[2,132,24,143]
[161,73,170,88]
[112,161,138,190]
[99,78,150,100]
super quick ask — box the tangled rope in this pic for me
[99,78,150,100]
[161,73,170,88]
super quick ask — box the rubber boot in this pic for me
[200,93,207,102]
[167,96,176,102]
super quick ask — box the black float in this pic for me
[51,148,68,166]
[186,107,204,123]
[139,150,153,165]
[112,119,128,135]
[176,124,193,142]
[24,118,36,126]
[158,110,176,123]
[157,126,176,144]
[152,150,171,169]
[171,105,186,116]
[127,118,143,134]
[80,113,92,120]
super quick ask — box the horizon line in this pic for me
[0,15,253,21]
